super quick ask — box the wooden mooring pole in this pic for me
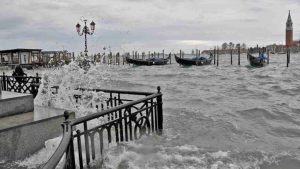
[238,46,240,66]
[123,54,125,65]
[213,48,216,65]
[287,48,290,67]
[180,50,182,58]
[217,48,219,67]
[267,50,270,64]
[230,49,233,65]
[157,86,163,135]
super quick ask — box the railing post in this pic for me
[0,74,2,97]
[63,111,76,169]
[157,86,163,135]
[2,72,6,91]
[76,130,84,169]
[84,121,91,166]
[36,73,40,83]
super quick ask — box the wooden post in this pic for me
[157,86,163,135]
[238,46,240,66]
[111,52,113,65]
[288,49,290,67]
[217,48,219,67]
[0,73,2,96]
[267,50,270,64]
[117,53,119,65]
[163,50,164,59]
[230,49,233,65]
[2,72,6,91]
[213,48,216,65]
[169,53,172,64]
[287,48,290,67]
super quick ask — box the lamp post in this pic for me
[76,19,95,56]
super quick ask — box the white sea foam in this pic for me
[16,137,62,168]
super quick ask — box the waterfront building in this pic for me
[0,48,42,66]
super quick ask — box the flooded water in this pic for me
[95,53,300,169]
[3,53,300,169]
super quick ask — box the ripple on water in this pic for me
[10,54,300,168]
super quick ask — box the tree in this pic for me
[228,42,235,49]
[221,42,228,50]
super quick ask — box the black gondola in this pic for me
[126,56,171,66]
[247,53,268,67]
[175,54,212,66]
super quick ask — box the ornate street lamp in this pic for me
[76,19,95,56]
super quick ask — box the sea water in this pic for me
[4,53,300,169]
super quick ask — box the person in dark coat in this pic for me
[12,65,26,77]
[12,65,27,84]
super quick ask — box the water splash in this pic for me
[34,61,110,117]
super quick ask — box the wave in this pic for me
[98,142,299,169]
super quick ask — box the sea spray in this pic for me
[34,61,108,117]
[18,61,114,168]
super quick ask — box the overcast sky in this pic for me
[0,0,299,54]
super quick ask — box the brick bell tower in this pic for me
[286,10,293,48]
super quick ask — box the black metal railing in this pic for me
[43,86,163,169]
[1,72,41,98]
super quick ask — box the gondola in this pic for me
[126,56,171,66]
[247,53,268,67]
[175,54,212,66]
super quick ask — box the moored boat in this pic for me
[126,56,171,66]
[247,53,268,67]
[175,54,212,66]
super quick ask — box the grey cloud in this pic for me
[0,16,28,30]
[0,0,299,53]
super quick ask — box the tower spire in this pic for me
[286,10,293,30]
[287,10,292,24]
[286,10,293,48]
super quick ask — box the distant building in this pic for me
[0,49,73,68]
[0,48,42,65]
[285,10,300,48]
[266,11,300,53]
[41,50,72,64]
